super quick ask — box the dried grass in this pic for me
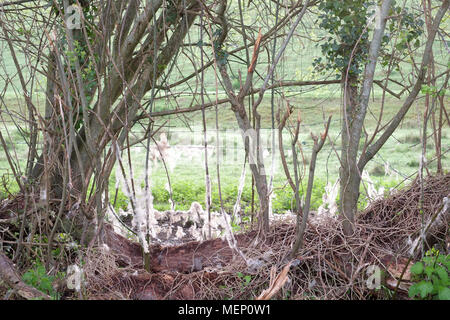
[80,247,136,300]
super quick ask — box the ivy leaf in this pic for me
[213,28,223,38]
[410,262,424,275]
[414,39,420,48]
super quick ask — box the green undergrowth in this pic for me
[108,175,404,216]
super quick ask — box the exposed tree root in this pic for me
[0,252,50,300]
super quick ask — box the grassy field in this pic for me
[0,6,448,216]
[1,91,448,215]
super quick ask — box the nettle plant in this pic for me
[408,248,450,300]
[22,260,65,300]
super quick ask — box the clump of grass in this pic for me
[407,160,420,168]
[403,134,421,144]
[0,138,13,152]
[272,179,327,214]
[369,164,385,177]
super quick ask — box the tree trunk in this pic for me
[339,74,360,235]
[28,0,202,249]
[232,107,270,233]
[338,0,393,235]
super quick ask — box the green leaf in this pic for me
[36,265,46,275]
[40,278,52,292]
[435,266,449,284]
[442,259,450,270]
[22,272,33,283]
[438,286,450,300]
[417,281,434,298]
[410,262,424,275]
[408,283,420,298]
[422,256,433,265]
[424,266,434,278]
[414,39,420,48]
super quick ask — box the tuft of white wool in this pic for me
[189,225,202,241]
[216,208,249,265]
[175,226,185,239]
[169,211,183,224]
[149,133,170,166]
[67,265,82,292]
[202,214,223,239]
[168,199,175,211]
[164,146,184,173]
[263,148,270,159]
[317,179,339,218]
[40,188,47,202]
[67,241,78,249]
[153,209,163,221]
[164,183,175,210]
[152,224,162,236]
[269,210,296,223]
[162,226,173,239]
[115,165,121,189]
[190,202,204,224]
[384,161,399,179]
[132,206,150,253]
[362,170,384,205]
[106,205,128,237]
[246,258,265,273]
[114,141,158,254]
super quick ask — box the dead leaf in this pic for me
[256,261,292,300]
[387,260,412,281]
[248,28,262,73]
[386,279,411,292]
